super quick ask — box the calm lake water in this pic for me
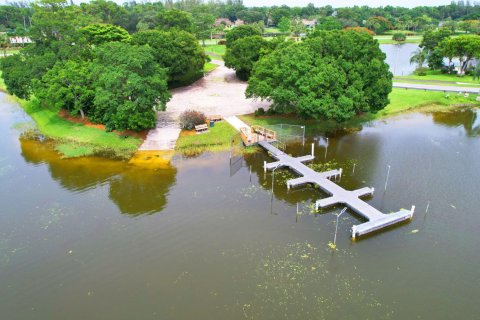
[1,92,480,319]
[381,43,419,76]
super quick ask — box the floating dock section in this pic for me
[258,141,415,238]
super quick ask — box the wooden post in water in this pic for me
[384,165,391,191]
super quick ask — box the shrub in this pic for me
[254,107,265,116]
[414,67,428,76]
[441,65,456,74]
[392,32,406,42]
[179,110,207,130]
[218,39,226,45]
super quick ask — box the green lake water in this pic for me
[1,92,480,319]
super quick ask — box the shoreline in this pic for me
[2,78,479,160]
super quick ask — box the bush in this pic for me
[218,39,226,45]
[392,32,406,42]
[254,107,265,116]
[441,65,457,74]
[414,67,428,76]
[179,110,207,130]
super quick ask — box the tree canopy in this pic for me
[131,29,206,86]
[246,30,392,121]
[91,42,170,131]
[224,35,272,80]
[225,25,261,47]
[80,23,131,46]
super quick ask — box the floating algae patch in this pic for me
[239,242,390,319]
[240,185,270,199]
[39,202,71,231]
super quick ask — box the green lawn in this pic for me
[265,27,281,33]
[240,88,480,132]
[24,100,141,158]
[0,70,5,90]
[374,35,423,44]
[396,70,480,84]
[175,121,237,156]
[205,44,226,56]
[204,62,219,73]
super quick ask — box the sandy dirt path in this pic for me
[140,61,270,151]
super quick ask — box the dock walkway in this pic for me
[258,141,415,238]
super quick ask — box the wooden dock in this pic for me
[259,141,415,238]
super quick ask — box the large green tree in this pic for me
[224,35,271,80]
[441,35,480,74]
[131,30,206,86]
[225,24,262,47]
[246,30,392,121]
[91,42,170,131]
[34,60,95,118]
[156,9,194,33]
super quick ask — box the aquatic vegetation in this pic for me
[237,242,390,319]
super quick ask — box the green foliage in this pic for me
[225,24,262,47]
[409,48,428,71]
[156,9,194,32]
[0,49,57,99]
[420,28,452,51]
[33,60,95,117]
[414,67,428,76]
[316,17,342,31]
[441,35,480,74]
[392,33,406,42]
[80,23,131,45]
[365,16,392,34]
[224,35,271,80]
[179,110,207,130]
[91,42,170,131]
[278,17,291,33]
[246,30,392,122]
[290,17,306,37]
[131,30,206,86]
[192,11,215,45]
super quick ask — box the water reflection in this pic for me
[432,108,480,136]
[20,138,177,215]
[380,43,419,76]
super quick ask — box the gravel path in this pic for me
[166,60,270,118]
[140,60,270,151]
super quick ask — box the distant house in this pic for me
[9,36,33,44]
[302,19,317,28]
[235,19,245,26]
[215,18,234,27]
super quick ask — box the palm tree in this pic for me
[410,48,427,70]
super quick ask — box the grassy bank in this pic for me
[175,121,237,156]
[396,70,480,84]
[24,100,141,158]
[240,88,479,132]
[0,73,141,158]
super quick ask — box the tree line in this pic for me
[3,1,480,37]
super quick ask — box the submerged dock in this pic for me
[258,141,414,238]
